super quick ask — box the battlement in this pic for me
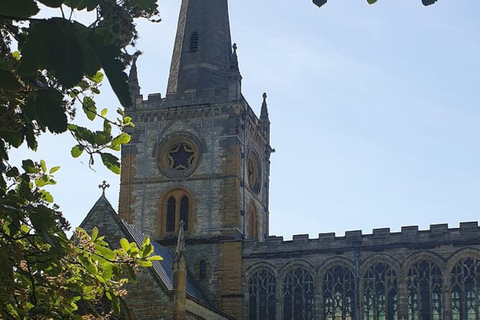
[244,222,480,255]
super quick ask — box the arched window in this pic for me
[323,265,355,320]
[199,260,207,280]
[166,197,176,232]
[451,257,480,320]
[406,260,443,320]
[362,262,398,320]
[283,267,314,320]
[248,269,276,320]
[247,203,259,239]
[161,190,193,235]
[189,31,199,52]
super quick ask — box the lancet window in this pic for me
[323,265,356,320]
[451,257,480,320]
[162,190,193,234]
[283,267,314,320]
[362,262,398,320]
[248,269,276,320]
[406,260,443,320]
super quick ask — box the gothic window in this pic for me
[166,197,176,232]
[248,269,276,320]
[199,260,207,280]
[161,190,193,235]
[189,31,199,52]
[451,257,480,320]
[247,203,259,239]
[406,260,443,320]
[283,267,315,320]
[323,265,355,320]
[362,262,398,320]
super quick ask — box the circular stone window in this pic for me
[157,134,202,178]
[247,151,262,195]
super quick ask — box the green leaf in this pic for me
[64,0,101,11]
[0,69,22,91]
[82,96,97,121]
[100,108,108,117]
[312,0,328,8]
[94,131,112,145]
[111,133,130,146]
[89,35,132,108]
[422,0,438,5]
[91,227,99,241]
[0,0,39,19]
[39,190,54,203]
[34,89,68,133]
[89,71,104,84]
[100,153,121,174]
[129,0,158,14]
[71,145,84,158]
[103,119,112,134]
[22,159,38,173]
[40,160,46,173]
[38,0,64,8]
[120,238,130,252]
[367,0,378,3]
[49,166,60,174]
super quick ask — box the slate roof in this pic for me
[120,219,212,307]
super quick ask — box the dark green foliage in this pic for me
[0,0,160,318]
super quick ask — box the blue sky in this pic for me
[13,0,480,239]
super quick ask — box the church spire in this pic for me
[128,57,140,105]
[166,0,240,100]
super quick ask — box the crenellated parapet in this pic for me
[244,221,480,257]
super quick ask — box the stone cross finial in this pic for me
[98,180,110,196]
[263,92,267,102]
[233,43,237,53]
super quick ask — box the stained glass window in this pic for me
[406,260,443,320]
[451,257,480,320]
[323,265,355,320]
[283,267,314,320]
[362,262,398,320]
[248,269,276,320]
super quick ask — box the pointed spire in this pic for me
[166,0,239,100]
[128,57,140,101]
[260,92,269,121]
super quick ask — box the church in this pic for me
[80,0,480,319]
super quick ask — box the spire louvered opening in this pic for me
[189,32,199,52]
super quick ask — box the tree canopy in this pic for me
[0,0,161,318]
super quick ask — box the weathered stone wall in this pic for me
[243,222,480,320]
[81,198,174,319]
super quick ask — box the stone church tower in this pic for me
[118,0,271,317]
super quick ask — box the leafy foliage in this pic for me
[0,0,161,318]
[313,0,438,8]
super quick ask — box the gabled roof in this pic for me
[80,196,212,307]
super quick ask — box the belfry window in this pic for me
[451,257,480,320]
[248,269,276,320]
[162,190,192,234]
[362,262,398,320]
[323,265,356,320]
[189,31,199,52]
[406,260,443,320]
[283,267,314,320]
